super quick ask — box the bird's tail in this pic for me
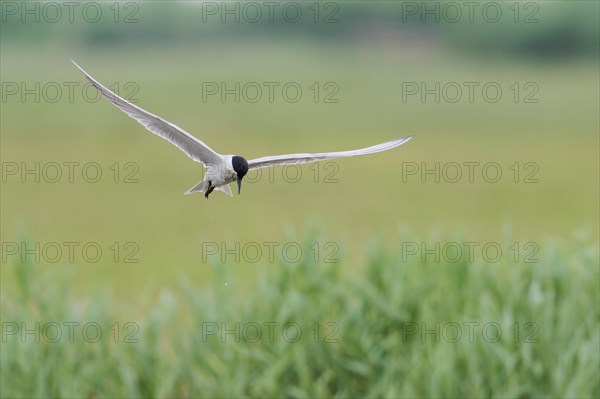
[184,180,207,195]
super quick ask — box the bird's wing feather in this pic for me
[248,136,413,170]
[71,59,222,166]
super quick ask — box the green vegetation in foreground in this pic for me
[1,232,598,398]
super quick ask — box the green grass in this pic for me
[1,42,598,299]
[1,231,598,398]
[1,33,599,399]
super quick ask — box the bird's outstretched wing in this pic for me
[248,135,413,170]
[71,59,222,167]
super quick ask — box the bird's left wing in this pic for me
[247,135,413,170]
[71,59,223,167]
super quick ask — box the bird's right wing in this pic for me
[248,136,413,170]
[72,59,222,167]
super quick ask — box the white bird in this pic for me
[72,60,413,199]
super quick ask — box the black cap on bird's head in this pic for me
[232,155,249,195]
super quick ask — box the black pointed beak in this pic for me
[237,177,242,195]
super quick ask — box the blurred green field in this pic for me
[1,42,598,300]
[1,2,599,397]
[1,232,598,397]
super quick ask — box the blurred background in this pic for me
[1,1,599,397]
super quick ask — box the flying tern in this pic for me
[72,60,413,199]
